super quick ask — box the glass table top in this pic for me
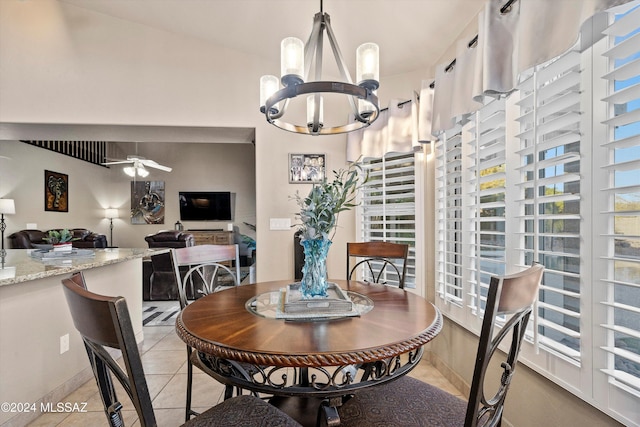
[246,285,374,320]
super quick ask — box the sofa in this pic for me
[8,228,108,249]
[144,230,195,248]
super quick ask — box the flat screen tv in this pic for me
[179,191,232,221]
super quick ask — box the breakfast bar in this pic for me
[0,248,153,426]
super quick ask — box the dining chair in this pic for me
[165,248,246,421]
[337,263,545,427]
[60,273,302,427]
[346,241,409,288]
[177,244,241,297]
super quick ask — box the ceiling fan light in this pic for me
[137,166,149,178]
[280,37,304,87]
[123,166,136,177]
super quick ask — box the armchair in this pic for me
[144,230,195,248]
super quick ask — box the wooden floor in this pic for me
[27,324,463,427]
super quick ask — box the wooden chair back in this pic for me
[464,263,544,427]
[347,241,409,288]
[61,274,156,427]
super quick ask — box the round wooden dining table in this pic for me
[176,279,442,427]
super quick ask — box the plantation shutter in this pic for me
[359,152,417,288]
[515,47,583,360]
[467,98,508,314]
[598,3,640,397]
[435,121,465,303]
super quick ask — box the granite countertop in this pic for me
[0,248,157,286]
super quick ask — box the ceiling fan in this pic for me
[102,155,172,177]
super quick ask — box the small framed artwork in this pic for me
[289,153,326,183]
[44,170,69,212]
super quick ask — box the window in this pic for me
[434,3,640,424]
[358,151,421,288]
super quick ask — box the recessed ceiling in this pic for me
[60,0,485,78]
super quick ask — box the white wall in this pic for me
[0,141,114,236]
[0,140,256,248]
[0,0,352,282]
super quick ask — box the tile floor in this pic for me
[27,324,464,427]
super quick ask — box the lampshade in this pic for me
[280,37,304,86]
[260,75,280,114]
[105,208,119,219]
[0,199,15,215]
[356,43,380,85]
[307,94,324,131]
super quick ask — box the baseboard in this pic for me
[0,367,94,427]
[1,333,144,427]
[424,350,515,427]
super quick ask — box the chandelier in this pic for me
[259,1,380,136]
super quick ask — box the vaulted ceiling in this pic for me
[60,0,485,79]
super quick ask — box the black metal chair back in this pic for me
[62,271,301,427]
[464,263,544,427]
[163,248,243,420]
[347,241,409,288]
[337,263,544,427]
[61,273,156,427]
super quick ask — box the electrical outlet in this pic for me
[27,223,37,229]
[60,334,69,354]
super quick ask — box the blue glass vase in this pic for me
[300,238,332,298]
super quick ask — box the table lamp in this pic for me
[105,208,119,247]
[0,199,16,257]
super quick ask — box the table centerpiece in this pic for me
[292,162,365,299]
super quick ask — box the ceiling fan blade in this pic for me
[141,159,172,172]
[102,160,132,166]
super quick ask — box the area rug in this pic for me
[143,267,252,327]
[143,300,181,327]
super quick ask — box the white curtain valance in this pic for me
[418,81,436,144]
[430,0,634,136]
[347,98,423,162]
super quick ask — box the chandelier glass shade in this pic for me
[260,6,380,136]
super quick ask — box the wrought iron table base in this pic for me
[197,347,424,427]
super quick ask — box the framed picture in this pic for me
[130,181,165,224]
[289,153,326,183]
[44,170,69,212]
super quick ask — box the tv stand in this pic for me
[188,228,224,232]
[189,230,233,246]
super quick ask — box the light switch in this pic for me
[269,218,292,230]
